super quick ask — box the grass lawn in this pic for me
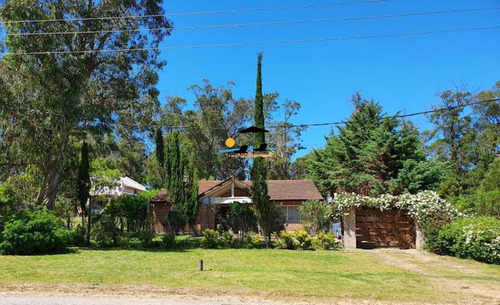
[1,248,499,304]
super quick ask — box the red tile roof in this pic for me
[153,179,323,202]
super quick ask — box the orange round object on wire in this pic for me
[225,138,235,148]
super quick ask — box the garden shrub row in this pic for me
[426,216,500,264]
[198,229,339,250]
[273,230,339,250]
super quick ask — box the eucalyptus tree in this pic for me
[0,0,171,208]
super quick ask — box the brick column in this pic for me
[342,206,357,249]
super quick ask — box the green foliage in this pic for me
[200,229,220,249]
[309,95,444,196]
[165,210,186,235]
[69,224,87,247]
[273,231,313,250]
[0,207,69,255]
[163,131,199,228]
[0,170,39,211]
[161,234,176,249]
[0,1,171,208]
[274,231,339,251]
[428,84,500,198]
[91,213,119,247]
[431,217,500,264]
[333,191,458,225]
[77,141,90,211]
[155,128,165,169]
[298,200,331,234]
[226,202,257,233]
[242,232,262,249]
[221,231,240,248]
[113,194,151,233]
[313,232,340,250]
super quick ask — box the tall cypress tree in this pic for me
[251,53,271,246]
[77,141,90,227]
[155,128,165,168]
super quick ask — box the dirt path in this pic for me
[369,249,500,304]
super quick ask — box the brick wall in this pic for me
[152,202,171,234]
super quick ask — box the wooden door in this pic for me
[355,208,416,249]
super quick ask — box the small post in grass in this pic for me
[198,259,204,271]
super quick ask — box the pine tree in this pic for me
[309,96,447,196]
[251,53,272,246]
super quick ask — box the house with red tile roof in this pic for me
[150,178,323,234]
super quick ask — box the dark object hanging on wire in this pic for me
[238,126,269,133]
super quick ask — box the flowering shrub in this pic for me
[273,231,338,250]
[313,232,340,250]
[200,229,220,249]
[241,232,262,249]
[333,190,458,225]
[433,217,500,264]
[273,231,297,249]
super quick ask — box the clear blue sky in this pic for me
[156,0,500,159]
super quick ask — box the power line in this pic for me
[120,98,499,131]
[5,25,500,56]
[0,0,386,25]
[286,98,500,129]
[5,7,499,37]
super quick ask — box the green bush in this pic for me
[0,207,70,255]
[432,217,500,264]
[221,231,239,248]
[294,231,313,250]
[128,237,142,249]
[313,232,340,250]
[242,232,262,249]
[200,229,220,249]
[69,224,87,246]
[273,231,297,249]
[274,231,337,250]
[165,210,186,235]
[91,213,119,247]
[298,200,332,234]
[226,202,257,233]
[161,234,176,249]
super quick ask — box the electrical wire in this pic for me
[286,98,499,128]
[5,7,499,37]
[0,0,386,25]
[4,25,500,56]
[118,98,499,131]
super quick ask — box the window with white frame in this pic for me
[281,206,301,223]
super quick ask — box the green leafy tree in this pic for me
[425,89,477,195]
[0,1,171,209]
[298,200,331,235]
[267,100,306,179]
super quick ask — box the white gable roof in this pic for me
[121,176,147,192]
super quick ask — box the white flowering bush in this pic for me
[434,217,500,264]
[332,190,458,225]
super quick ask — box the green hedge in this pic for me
[0,207,70,255]
[432,217,500,264]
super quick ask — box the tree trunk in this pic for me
[36,131,70,210]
